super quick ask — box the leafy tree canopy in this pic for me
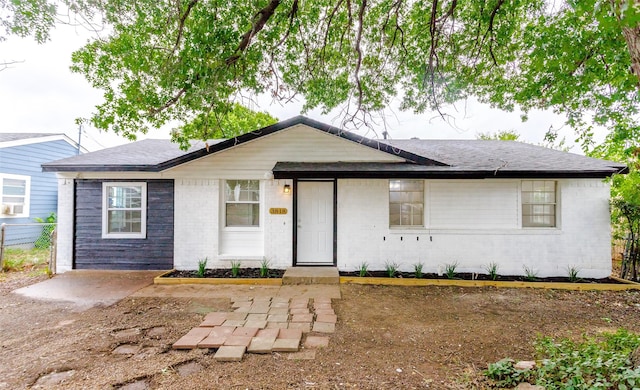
[171,103,278,148]
[4,0,640,146]
[477,130,520,141]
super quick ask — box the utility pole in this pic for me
[77,124,82,155]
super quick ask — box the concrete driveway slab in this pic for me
[13,270,163,310]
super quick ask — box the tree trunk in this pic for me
[621,25,640,85]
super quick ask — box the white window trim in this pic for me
[222,179,262,230]
[520,180,559,229]
[389,179,426,228]
[0,173,30,219]
[102,182,147,239]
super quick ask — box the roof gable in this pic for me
[43,116,446,172]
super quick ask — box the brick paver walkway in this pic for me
[172,296,336,361]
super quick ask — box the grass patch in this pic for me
[484,262,499,281]
[358,261,369,277]
[444,261,458,279]
[260,258,270,278]
[231,260,241,278]
[413,262,424,278]
[385,261,399,278]
[2,248,50,272]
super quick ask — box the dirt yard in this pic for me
[3,272,640,389]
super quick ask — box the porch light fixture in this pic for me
[283,184,291,194]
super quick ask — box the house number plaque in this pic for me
[269,208,288,215]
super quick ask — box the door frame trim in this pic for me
[292,178,337,267]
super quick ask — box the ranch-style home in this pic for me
[42,116,627,278]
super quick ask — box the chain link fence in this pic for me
[0,223,57,273]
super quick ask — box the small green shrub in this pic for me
[413,262,424,278]
[260,259,270,278]
[358,261,369,277]
[484,329,640,389]
[567,265,581,282]
[197,257,208,277]
[385,261,399,278]
[523,265,538,281]
[484,262,499,281]
[231,260,241,277]
[444,262,458,279]
[34,212,56,249]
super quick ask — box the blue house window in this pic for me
[102,182,147,238]
[1,174,30,218]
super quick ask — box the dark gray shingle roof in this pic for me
[41,116,627,178]
[380,139,624,173]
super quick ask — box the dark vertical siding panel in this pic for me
[74,179,174,270]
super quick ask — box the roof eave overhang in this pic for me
[42,165,159,172]
[273,170,624,180]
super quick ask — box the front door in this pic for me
[296,181,335,265]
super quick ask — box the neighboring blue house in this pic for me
[0,133,83,246]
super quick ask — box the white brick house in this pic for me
[43,116,627,277]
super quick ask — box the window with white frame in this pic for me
[225,180,260,227]
[1,174,30,217]
[102,182,147,238]
[389,179,424,227]
[521,180,556,227]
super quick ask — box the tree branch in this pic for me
[349,0,367,121]
[170,0,199,57]
[226,0,282,66]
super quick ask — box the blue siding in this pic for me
[0,139,79,244]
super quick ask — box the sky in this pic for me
[0,23,598,153]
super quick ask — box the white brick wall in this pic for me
[264,179,294,268]
[55,177,74,273]
[174,178,294,270]
[337,178,612,278]
[173,179,219,270]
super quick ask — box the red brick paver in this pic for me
[174,292,339,360]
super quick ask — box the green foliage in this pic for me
[567,266,581,283]
[33,212,56,249]
[37,0,636,149]
[197,257,207,277]
[171,103,278,149]
[0,0,57,43]
[484,262,499,281]
[230,260,241,278]
[384,261,399,278]
[259,258,270,278]
[484,329,640,389]
[2,248,49,272]
[413,262,424,279]
[444,262,458,279]
[523,265,538,281]
[358,261,369,277]
[477,130,520,141]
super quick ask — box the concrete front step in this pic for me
[282,267,339,285]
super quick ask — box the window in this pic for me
[225,180,260,227]
[522,180,556,227]
[389,179,424,227]
[1,174,30,217]
[102,182,147,238]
